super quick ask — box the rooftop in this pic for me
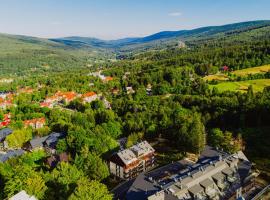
[29,132,65,149]
[0,149,25,162]
[116,141,155,166]
[122,147,252,200]
[0,128,13,141]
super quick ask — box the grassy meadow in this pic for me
[232,65,270,76]
[209,79,270,92]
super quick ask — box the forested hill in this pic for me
[0,20,270,76]
[51,20,270,52]
[0,33,109,76]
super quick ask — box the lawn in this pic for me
[232,65,270,76]
[209,79,270,92]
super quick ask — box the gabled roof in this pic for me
[29,136,49,149]
[23,117,46,126]
[82,91,97,98]
[45,132,65,147]
[0,149,25,162]
[29,132,65,149]
[0,128,13,141]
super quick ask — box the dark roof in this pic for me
[198,145,228,162]
[29,132,65,149]
[126,173,159,200]
[44,132,65,148]
[0,149,25,162]
[0,128,13,141]
[29,136,49,149]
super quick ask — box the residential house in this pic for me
[23,117,46,129]
[56,91,77,103]
[40,102,53,108]
[103,76,113,82]
[17,87,34,94]
[0,113,11,128]
[109,141,155,180]
[9,190,37,200]
[0,99,13,110]
[26,132,65,153]
[46,152,69,168]
[126,86,135,94]
[0,149,25,163]
[89,71,113,82]
[81,92,98,103]
[221,65,229,72]
[111,87,120,95]
[44,95,61,104]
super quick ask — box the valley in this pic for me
[0,19,270,200]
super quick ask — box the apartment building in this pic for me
[109,141,155,180]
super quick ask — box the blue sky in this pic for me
[1,0,270,39]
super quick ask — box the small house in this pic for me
[220,65,229,72]
[23,117,46,129]
[81,92,98,103]
[103,76,113,82]
[0,113,11,128]
[40,102,53,108]
[126,87,135,94]
[0,149,25,162]
[26,132,65,152]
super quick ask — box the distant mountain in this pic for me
[1,20,270,75]
[51,20,270,51]
[0,33,107,76]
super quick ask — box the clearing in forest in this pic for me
[232,65,270,76]
[209,79,270,92]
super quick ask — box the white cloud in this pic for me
[168,12,182,17]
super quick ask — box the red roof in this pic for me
[51,91,77,101]
[82,92,97,98]
[104,76,113,82]
[222,66,229,71]
[23,117,46,126]
[0,113,11,128]
[40,102,52,108]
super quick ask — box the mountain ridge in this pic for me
[50,20,270,50]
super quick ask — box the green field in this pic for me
[209,79,270,92]
[203,74,229,81]
[232,65,270,76]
